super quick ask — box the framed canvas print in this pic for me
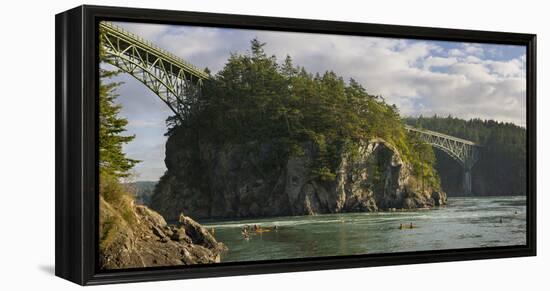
[55,5,536,285]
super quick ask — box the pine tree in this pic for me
[281,55,297,79]
[98,68,139,178]
[250,38,267,59]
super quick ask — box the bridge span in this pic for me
[405,125,481,194]
[99,21,209,121]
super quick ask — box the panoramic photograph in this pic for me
[97,20,527,270]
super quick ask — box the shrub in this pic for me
[99,173,136,226]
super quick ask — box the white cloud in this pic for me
[448,48,464,57]
[423,56,458,69]
[485,59,525,78]
[115,22,168,41]
[463,43,485,56]
[449,63,496,83]
[464,55,482,63]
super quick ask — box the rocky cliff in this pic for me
[99,196,226,269]
[151,131,446,221]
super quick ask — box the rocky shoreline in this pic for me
[99,197,227,269]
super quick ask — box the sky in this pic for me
[103,21,527,181]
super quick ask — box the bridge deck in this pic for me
[100,22,210,80]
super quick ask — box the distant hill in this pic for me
[125,181,157,205]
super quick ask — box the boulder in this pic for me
[431,191,447,206]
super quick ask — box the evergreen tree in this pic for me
[281,55,298,79]
[98,68,139,178]
[250,38,267,58]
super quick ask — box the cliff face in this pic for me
[99,196,226,270]
[151,131,446,221]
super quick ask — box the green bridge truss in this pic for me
[99,21,210,120]
[99,21,481,195]
[405,125,481,194]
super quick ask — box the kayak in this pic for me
[255,229,272,233]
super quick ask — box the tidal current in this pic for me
[201,196,527,263]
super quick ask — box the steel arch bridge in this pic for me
[405,125,481,194]
[99,22,210,121]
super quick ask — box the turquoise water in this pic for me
[202,196,526,263]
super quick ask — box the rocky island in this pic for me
[152,135,446,221]
[148,40,446,221]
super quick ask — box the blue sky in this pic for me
[103,21,526,181]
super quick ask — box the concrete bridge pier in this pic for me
[463,168,472,195]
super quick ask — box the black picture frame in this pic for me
[55,4,537,286]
